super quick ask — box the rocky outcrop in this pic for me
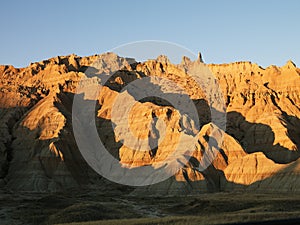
[224,152,300,192]
[209,61,300,159]
[0,53,299,193]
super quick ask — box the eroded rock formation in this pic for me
[0,53,299,193]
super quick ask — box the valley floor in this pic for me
[0,189,299,225]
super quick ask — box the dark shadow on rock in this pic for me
[227,111,300,164]
[55,91,125,179]
[280,114,300,151]
[79,65,98,76]
[4,90,134,193]
[0,106,29,180]
[98,67,221,130]
[186,140,245,193]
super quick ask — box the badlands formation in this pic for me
[0,53,299,194]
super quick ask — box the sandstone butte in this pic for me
[0,52,299,194]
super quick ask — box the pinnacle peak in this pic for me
[282,60,297,70]
[285,60,296,68]
[197,52,204,63]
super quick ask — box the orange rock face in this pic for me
[0,53,299,193]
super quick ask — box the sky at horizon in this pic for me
[0,0,299,68]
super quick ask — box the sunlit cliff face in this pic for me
[0,53,299,193]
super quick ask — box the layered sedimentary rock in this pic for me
[0,53,299,193]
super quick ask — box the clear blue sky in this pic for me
[1,0,299,68]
